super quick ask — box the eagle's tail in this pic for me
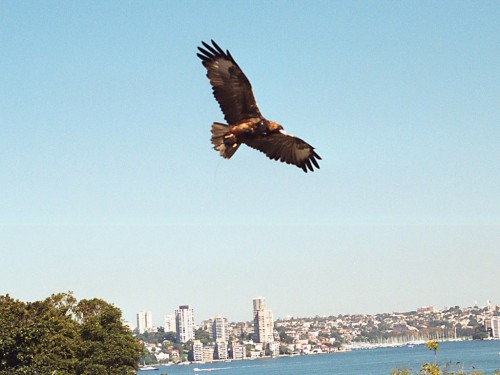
[211,123,240,159]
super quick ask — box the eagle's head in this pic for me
[268,121,283,132]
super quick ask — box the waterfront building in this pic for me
[137,311,153,334]
[215,340,228,360]
[203,346,215,362]
[230,341,245,360]
[211,314,228,342]
[192,340,203,362]
[490,317,500,338]
[253,297,274,344]
[164,314,176,333]
[155,352,170,362]
[250,350,261,359]
[268,341,280,357]
[175,305,195,343]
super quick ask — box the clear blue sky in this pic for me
[1,1,499,326]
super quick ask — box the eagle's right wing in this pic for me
[197,40,262,124]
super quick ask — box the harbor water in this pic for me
[139,340,500,375]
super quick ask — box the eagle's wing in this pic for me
[197,40,262,124]
[244,131,321,172]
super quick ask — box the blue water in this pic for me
[139,340,500,375]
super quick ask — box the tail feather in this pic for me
[211,122,240,159]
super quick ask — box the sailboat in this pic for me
[139,361,159,371]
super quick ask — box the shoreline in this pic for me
[144,338,500,368]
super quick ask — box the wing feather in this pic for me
[197,40,262,124]
[244,132,321,172]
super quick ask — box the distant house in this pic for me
[417,306,437,314]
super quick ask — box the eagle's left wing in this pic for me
[245,131,321,172]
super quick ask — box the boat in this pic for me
[139,365,159,371]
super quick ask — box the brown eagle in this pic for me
[197,40,321,172]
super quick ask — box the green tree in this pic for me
[195,328,211,345]
[472,324,488,340]
[0,293,143,375]
[0,293,78,375]
[74,298,143,375]
[276,327,294,344]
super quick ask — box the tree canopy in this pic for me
[0,293,142,375]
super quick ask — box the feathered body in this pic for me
[197,40,321,172]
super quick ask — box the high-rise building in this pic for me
[137,311,153,334]
[253,296,266,312]
[211,315,228,342]
[164,314,176,333]
[175,305,195,343]
[252,296,274,344]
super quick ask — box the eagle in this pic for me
[197,40,321,172]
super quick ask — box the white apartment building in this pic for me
[175,305,195,343]
[137,311,153,334]
[211,315,228,342]
[253,297,274,344]
[192,340,203,362]
[164,314,176,333]
[267,341,280,357]
[215,340,228,360]
[231,342,245,360]
[491,317,500,338]
[203,346,215,362]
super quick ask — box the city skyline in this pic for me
[135,298,500,364]
[2,2,498,326]
[130,297,498,330]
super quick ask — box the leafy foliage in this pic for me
[195,327,211,345]
[419,363,442,375]
[425,340,439,365]
[0,293,142,375]
[391,369,411,375]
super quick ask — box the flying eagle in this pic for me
[197,40,321,172]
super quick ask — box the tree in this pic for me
[472,324,488,340]
[276,328,294,344]
[0,293,78,374]
[195,328,211,345]
[163,331,177,343]
[74,298,143,374]
[0,293,142,375]
[279,344,291,355]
